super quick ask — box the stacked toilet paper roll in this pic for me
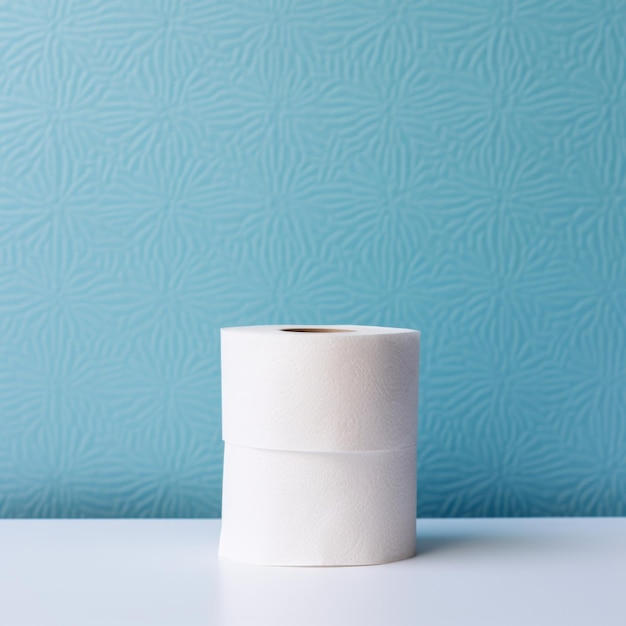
[218,325,420,566]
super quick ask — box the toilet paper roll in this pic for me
[219,443,417,566]
[221,325,419,452]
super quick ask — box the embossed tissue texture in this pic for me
[219,444,417,566]
[0,1,624,517]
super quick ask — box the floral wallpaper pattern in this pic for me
[0,0,624,517]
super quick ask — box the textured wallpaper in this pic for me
[0,1,624,518]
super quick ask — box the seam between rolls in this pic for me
[222,441,417,454]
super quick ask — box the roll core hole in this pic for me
[281,328,353,333]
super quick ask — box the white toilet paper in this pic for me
[219,324,420,566]
[220,325,419,452]
[219,443,417,566]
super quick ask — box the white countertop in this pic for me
[0,518,623,625]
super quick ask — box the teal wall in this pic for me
[0,1,624,517]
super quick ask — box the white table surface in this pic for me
[0,518,623,626]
